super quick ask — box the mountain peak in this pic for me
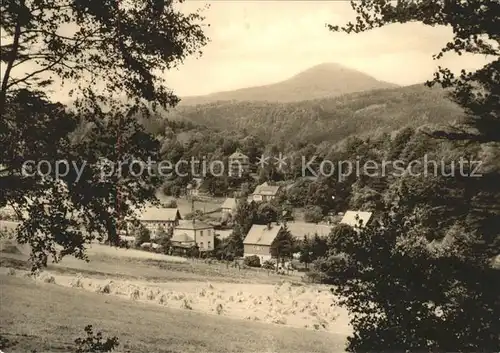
[292,62,353,75]
[179,63,399,105]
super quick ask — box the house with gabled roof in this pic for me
[243,223,283,262]
[251,182,281,202]
[139,207,182,238]
[228,149,250,177]
[221,197,237,215]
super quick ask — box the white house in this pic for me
[243,223,283,263]
[251,182,281,202]
[173,220,215,252]
[221,197,237,215]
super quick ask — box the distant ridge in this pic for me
[166,83,464,145]
[179,63,399,105]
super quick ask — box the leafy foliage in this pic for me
[262,259,275,270]
[155,225,173,252]
[74,325,119,353]
[1,325,119,353]
[134,226,151,248]
[298,234,328,269]
[0,0,208,270]
[328,0,499,144]
[319,2,500,350]
[243,255,261,268]
[165,84,464,145]
[1,0,208,108]
[270,223,295,269]
[303,205,323,223]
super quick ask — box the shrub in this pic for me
[244,255,261,267]
[161,200,177,208]
[262,260,275,270]
[74,325,119,353]
[303,205,324,223]
[2,325,119,353]
[134,226,150,247]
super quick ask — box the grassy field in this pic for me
[0,241,302,284]
[1,275,347,353]
[0,238,350,352]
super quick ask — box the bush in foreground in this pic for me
[244,255,261,267]
[1,325,119,353]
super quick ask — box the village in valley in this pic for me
[1,1,498,352]
[125,148,373,270]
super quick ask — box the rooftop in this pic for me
[175,220,213,230]
[221,198,237,210]
[243,223,282,246]
[139,208,181,222]
[340,211,373,229]
[253,182,281,196]
[229,150,249,159]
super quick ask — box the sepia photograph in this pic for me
[1,0,499,352]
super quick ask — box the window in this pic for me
[207,241,211,249]
[200,231,203,237]
[200,242,204,248]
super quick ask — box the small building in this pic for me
[243,223,283,263]
[139,207,182,238]
[173,220,215,252]
[221,197,237,215]
[251,182,281,202]
[340,211,373,231]
[228,150,250,177]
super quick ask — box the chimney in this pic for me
[267,222,272,230]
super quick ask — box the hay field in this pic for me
[1,267,351,336]
[1,239,351,352]
[0,275,347,353]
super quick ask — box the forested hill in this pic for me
[163,84,465,145]
[179,63,398,105]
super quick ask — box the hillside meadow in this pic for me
[1,239,351,352]
[1,275,347,353]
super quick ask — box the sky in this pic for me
[2,1,494,99]
[163,0,492,97]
